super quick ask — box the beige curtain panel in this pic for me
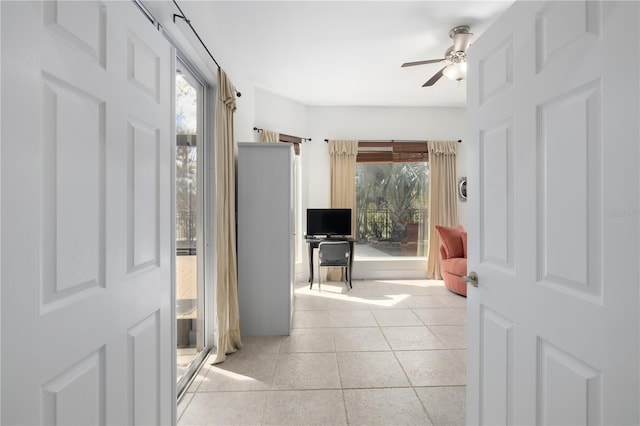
[426,140,459,280]
[212,69,243,364]
[416,218,428,257]
[329,140,358,217]
[326,140,358,281]
[260,130,279,143]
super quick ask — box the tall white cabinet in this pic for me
[236,142,294,336]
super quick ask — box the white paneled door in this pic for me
[466,1,639,424]
[1,1,174,424]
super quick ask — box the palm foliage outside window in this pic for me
[355,162,429,257]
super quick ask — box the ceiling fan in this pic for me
[402,25,473,87]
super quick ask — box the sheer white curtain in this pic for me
[260,130,279,143]
[426,140,459,279]
[326,140,358,280]
[212,69,243,364]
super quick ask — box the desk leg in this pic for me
[348,242,354,289]
[308,243,314,288]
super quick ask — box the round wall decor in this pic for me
[458,177,467,201]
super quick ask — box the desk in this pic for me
[306,237,355,289]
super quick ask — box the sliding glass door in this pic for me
[176,60,206,393]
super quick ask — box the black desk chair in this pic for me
[315,241,352,291]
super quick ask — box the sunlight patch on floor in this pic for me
[376,279,444,287]
[295,283,410,307]
[205,368,257,382]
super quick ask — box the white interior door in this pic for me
[1,1,174,424]
[466,1,639,424]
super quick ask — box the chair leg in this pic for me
[342,266,347,291]
[318,261,321,292]
[344,266,351,290]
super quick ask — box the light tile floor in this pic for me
[179,279,466,425]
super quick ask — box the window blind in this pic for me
[356,141,429,163]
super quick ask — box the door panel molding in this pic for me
[536,338,602,425]
[41,346,106,426]
[536,80,603,302]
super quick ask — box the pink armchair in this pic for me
[435,225,467,297]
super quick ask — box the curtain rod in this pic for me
[172,0,241,97]
[323,139,462,143]
[254,127,311,142]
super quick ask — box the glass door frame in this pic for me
[175,54,211,396]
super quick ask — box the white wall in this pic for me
[235,86,311,144]
[252,88,469,280]
[253,89,309,140]
[232,78,256,143]
[457,130,468,227]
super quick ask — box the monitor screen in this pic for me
[306,208,352,237]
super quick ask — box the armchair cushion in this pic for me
[441,257,467,277]
[435,225,465,259]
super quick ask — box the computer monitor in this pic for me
[306,208,352,237]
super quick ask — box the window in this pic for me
[175,62,206,394]
[355,142,429,258]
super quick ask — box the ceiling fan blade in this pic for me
[401,58,444,68]
[422,67,446,87]
[452,32,473,52]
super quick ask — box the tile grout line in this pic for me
[258,337,284,424]
[373,300,434,422]
[332,329,351,425]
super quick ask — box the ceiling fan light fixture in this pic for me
[443,61,467,82]
[401,25,473,87]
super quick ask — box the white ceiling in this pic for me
[171,1,515,107]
